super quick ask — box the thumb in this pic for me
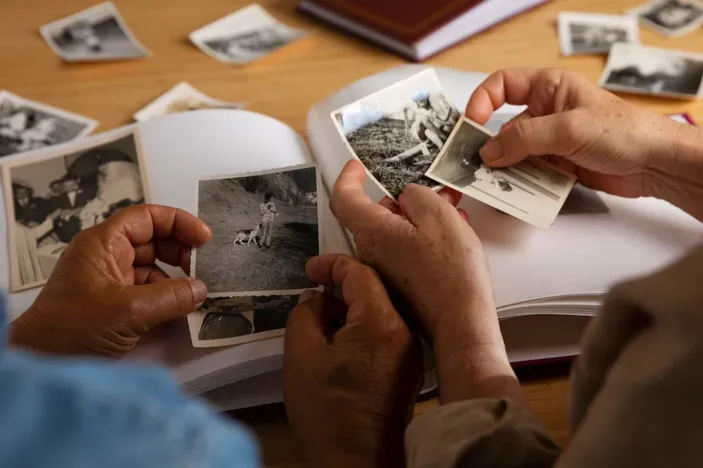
[480,111,585,168]
[129,278,207,328]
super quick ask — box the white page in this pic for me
[307,65,703,311]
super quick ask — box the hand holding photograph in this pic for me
[629,0,703,37]
[600,43,703,99]
[558,12,639,56]
[40,2,150,62]
[190,4,306,65]
[425,117,576,229]
[331,69,461,200]
[133,82,244,122]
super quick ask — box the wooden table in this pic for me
[1,0,701,466]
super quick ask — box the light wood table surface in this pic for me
[1,0,701,466]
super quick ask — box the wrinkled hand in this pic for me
[284,254,422,468]
[11,205,212,357]
[467,67,689,199]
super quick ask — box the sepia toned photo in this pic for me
[40,2,150,62]
[558,12,639,56]
[600,43,703,99]
[3,129,150,292]
[133,82,244,122]
[187,294,298,348]
[0,91,97,158]
[190,4,306,65]
[331,69,461,200]
[630,0,703,37]
[425,117,576,229]
[193,164,320,295]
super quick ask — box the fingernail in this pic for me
[189,279,208,304]
[298,290,319,304]
[480,139,503,163]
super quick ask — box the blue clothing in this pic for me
[0,299,259,468]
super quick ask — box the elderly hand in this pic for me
[10,205,212,357]
[284,254,422,468]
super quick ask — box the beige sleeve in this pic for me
[407,245,703,468]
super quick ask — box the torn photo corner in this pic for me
[424,116,577,229]
[133,82,245,122]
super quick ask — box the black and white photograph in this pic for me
[3,129,150,292]
[600,43,703,99]
[40,2,150,62]
[133,82,244,122]
[558,12,639,56]
[189,4,306,65]
[630,0,703,37]
[193,164,320,295]
[331,69,461,200]
[187,294,298,348]
[0,91,97,158]
[425,117,576,229]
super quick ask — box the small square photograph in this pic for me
[425,117,577,229]
[187,294,298,348]
[558,12,639,56]
[3,129,150,292]
[669,112,698,124]
[193,164,320,295]
[600,43,703,99]
[0,91,97,158]
[133,82,244,122]
[190,4,306,65]
[630,0,703,37]
[331,69,461,200]
[40,1,150,62]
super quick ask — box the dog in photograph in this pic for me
[232,224,261,247]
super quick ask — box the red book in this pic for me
[298,0,551,61]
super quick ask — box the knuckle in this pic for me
[560,111,584,141]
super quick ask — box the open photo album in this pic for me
[1,65,701,411]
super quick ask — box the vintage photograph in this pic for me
[133,82,244,122]
[558,12,639,56]
[190,4,306,64]
[332,69,461,200]
[3,129,150,292]
[187,294,298,348]
[194,164,320,295]
[40,2,150,61]
[0,91,97,158]
[425,117,576,229]
[600,43,703,99]
[631,0,703,37]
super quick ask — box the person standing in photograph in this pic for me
[259,192,276,248]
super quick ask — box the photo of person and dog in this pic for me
[194,164,320,295]
[4,131,148,291]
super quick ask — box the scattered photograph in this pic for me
[3,129,150,292]
[40,2,150,62]
[133,82,244,122]
[630,0,703,37]
[600,43,703,99]
[331,69,461,200]
[189,4,306,65]
[187,294,298,348]
[669,112,698,124]
[558,12,639,56]
[425,117,576,229]
[0,91,97,158]
[193,164,320,295]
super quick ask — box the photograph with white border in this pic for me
[187,294,298,348]
[189,4,306,65]
[331,69,461,200]
[0,90,97,158]
[3,128,151,292]
[133,82,245,122]
[558,12,639,56]
[600,43,703,99]
[629,0,703,37]
[40,2,150,61]
[425,117,577,229]
[192,164,321,296]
